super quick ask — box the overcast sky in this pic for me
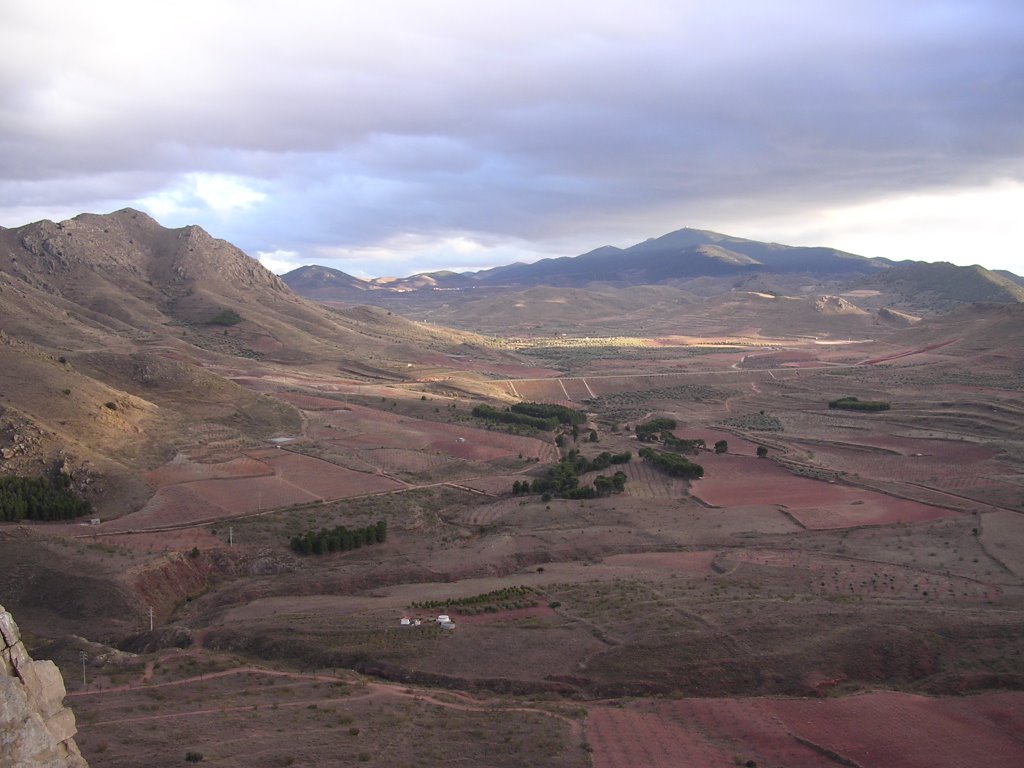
[2,1,1023,278]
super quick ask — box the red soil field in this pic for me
[804,437,1002,490]
[260,451,403,499]
[187,475,319,514]
[587,704,734,768]
[101,484,231,532]
[692,454,958,529]
[355,447,454,474]
[589,693,1024,768]
[144,455,273,487]
[766,691,1024,768]
[656,698,836,768]
[318,404,557,463]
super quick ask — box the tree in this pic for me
[714,440,728,454]
[589,430,599,442]
[756,445,768,458]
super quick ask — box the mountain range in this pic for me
[283,226,1024,308]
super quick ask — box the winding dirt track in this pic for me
[69,663,584,741]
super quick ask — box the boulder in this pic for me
[0,604,88,767]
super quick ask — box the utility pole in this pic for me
[79,651,87,688]
[228,526,234,547]
[148,605,154,632]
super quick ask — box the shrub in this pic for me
[208,309,242,326]
[185,752,204,763]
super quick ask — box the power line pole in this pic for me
[79,651,87,688]
[149,605,154,632]
[228,526,233,547]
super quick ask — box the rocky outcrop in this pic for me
[0,604,88,767]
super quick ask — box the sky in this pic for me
[2,1,1023,278]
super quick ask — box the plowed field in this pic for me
[693,454,958,529]
[588,693,1024,768]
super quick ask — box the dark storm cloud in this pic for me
[2,1,1023,274]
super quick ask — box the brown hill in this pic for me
[0,210,506,514]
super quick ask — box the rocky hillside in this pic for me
[1,604,88,767]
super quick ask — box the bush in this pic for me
[714,440,728,454]
[185,752,204,763]
[208,309,242,326]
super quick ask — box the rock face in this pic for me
[0,604,88,768]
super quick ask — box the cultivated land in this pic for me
[4,309,1020,767]
[2,213,1023,767]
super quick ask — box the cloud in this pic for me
[2,1,1023,276]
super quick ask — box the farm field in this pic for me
[10,322,1024,768]
[587,693,1024,768]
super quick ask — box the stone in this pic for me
[0,605,88,767]
[0,608,21,645]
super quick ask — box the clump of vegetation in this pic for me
[471,404,558,430]
[635,417,677,441]
[471,401,588,431]
[290,520,386,555]
[828,396,891,412]
[0,473,91,521]
[638,447,704,478]
[513,449,630,498]
[510,402,586,425]
[721,412,784,431]
[208,308,243,326]
[660,433,705,454]
[714,439,728,454]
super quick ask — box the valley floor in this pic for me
[8,330,1024,767]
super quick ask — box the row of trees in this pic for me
[828,396,891,412]
[472,401,589,432]
[638,447,705,478]
[290,520,387,555]
[510,402,587,425]
[412,585,536,611]
[472,404,559,430]
[0,474,91,522]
